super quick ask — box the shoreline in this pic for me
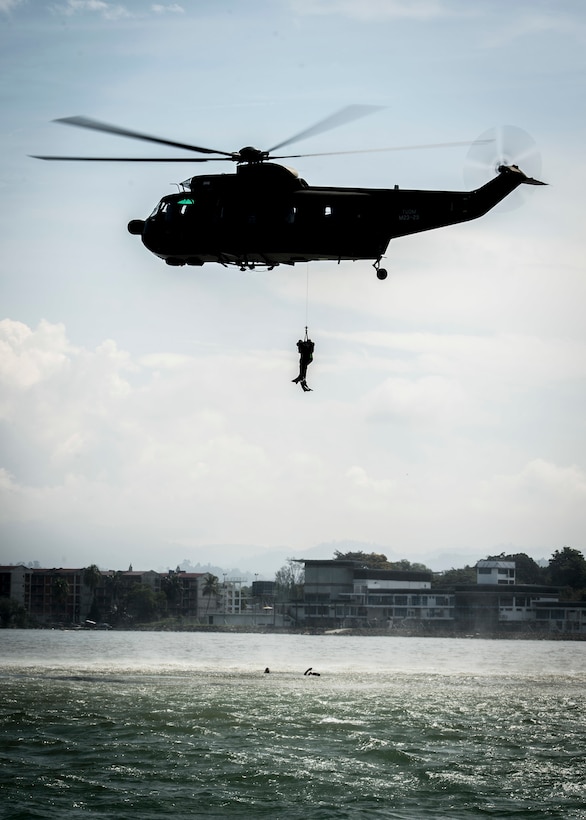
[7,623,586,640]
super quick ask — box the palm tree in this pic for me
[83,564,102,622]
[52,575,70,623]
[202,573,220,614]
[105,571,124,619]
[162,573,183,616]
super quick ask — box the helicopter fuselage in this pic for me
[127,161,539,271]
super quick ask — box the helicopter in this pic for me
[33,106,545,280]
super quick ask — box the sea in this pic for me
[1,630,585,820]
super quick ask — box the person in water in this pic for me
[292,337,314,392]
[304,667,320,676]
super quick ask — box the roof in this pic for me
[476,560,516,569]
[354,568,432,582]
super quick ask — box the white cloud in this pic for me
[2,316,586,568]
[0,319,72,394]
[485,459,586,504]
[52,0,132,20]
[151,3,184,13]
[0,0,24,12]
[361,374,472,428]
[289,0,447,21]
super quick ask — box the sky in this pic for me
[1,0,585,577]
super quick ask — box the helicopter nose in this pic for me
[127,219,145,235]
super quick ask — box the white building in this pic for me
[476,560,516,585]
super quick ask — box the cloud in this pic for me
[492,458,586,501]
[289,0,448,21]
[324,329,586,389]
[0,0,24,12]
[2,317,585,569]
[473,460,586,545]
[479,9,586,48]
[51,0,132,19]
[0,319,72,395]
[359,374,472,429]
[151,3,184,13]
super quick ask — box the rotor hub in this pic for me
[236,146,269,164]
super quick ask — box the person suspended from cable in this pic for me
[292,328,314,392]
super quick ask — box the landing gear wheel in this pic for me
[373,258,388,280]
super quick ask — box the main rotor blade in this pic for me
[270,138,494,160]
[267,105,384,153]
[31,155,230,162]
[54,116,234,157]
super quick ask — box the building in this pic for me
[0,565,284,628]
[533,600,586,634]
[0,565,229,626]
[299,559,454,629]
[296,558,585,634]
[3,558,585,634]
[476,560,516,585]
[453,583,560,633]
[0,566,90,625]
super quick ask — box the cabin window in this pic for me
[150,201,170,218]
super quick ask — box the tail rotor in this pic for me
[464,125,542,210]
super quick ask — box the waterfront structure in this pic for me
[2,559,585,633]
[476,560,516,585]
[533,600,586,634]
[453,583,560,633]
[296,558,582,634]
[0,565,231,625]
[299,559,454,629]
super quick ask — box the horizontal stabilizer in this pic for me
[522,175,547,186]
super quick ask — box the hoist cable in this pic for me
[305,262,310,337]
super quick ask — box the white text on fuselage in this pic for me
[398,209,420,221]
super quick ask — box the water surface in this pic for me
[1,631,585,819]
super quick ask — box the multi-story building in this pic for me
[297,558,583,634]
[453,583,560,633]
[2,558,584,633]
[0,566,90,624]
[533,600,586,633]
[0,565,232,625]
[299,559,455,629]
[475,560,516,585]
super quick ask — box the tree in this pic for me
[433,566,476,587]
[105,571,125,623]
[386,558,432,573]
[202,573,220,613]
[333,550,431,573]
[162,573,183,615]
[83,564,102,595]
[127,584,159,621]
[274,559,304,599]
[83,564,103,622]
[0,597,27,628]
[486,552,545,585]
[334,550,393,569]
[548,547,586,592]
[52,575,70,622]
